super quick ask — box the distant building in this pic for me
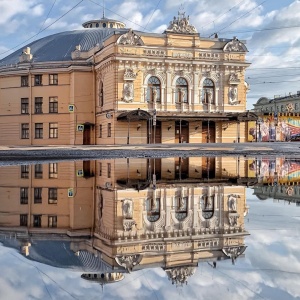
[248,92,300,142]
[0,10,256,146]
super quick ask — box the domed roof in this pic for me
[0,28,127,67]
[256,97,270,105]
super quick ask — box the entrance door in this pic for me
[154,121,162,143]
[175,157,189,179]
[202,157,216,179]
[202,121,216,143]
[83,125,91,145]
[175,121,189,143]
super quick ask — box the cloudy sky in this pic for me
[0,0,300,109]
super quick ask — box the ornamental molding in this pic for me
[165,266,196,286]
[228,73,240,85]
[117,29,144,46]
[143,49,166,57]
[199,52,220,61]
[141,243,165,252]
[286,103,295,112]
[122,199,133,219]
[172,52,193,59]
[124,68,137,81]
[223,37,248,52]
[123,219,136,231]
[122,82,134,102]
[115,254,142,272]
[228,194,239,211]
[165,10,197,34]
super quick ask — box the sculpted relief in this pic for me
[228,86,239,105]
[166,11,197,34]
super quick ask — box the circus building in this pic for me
[0,157,252,285]
[0,9,256,146]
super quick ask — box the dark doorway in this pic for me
[154,121,162,144]
[202,157,216,179]
[83,125,91,145]
[175,157,189,180]
[175,120,189,143]
[202,121,215,143]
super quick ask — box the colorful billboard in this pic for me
[248,116,300,142]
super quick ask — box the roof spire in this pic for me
[102,0,105,18]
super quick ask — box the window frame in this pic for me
[49,97,58,113]
[20,214,28,226]
[107,123,111,137]
[49,122,58,139]
[202,78,215,104]
[147,76,161,103]
[107,163,111,178]
[21,165,29,179]
[48,215,57,228]
[20,187,28,204]
[21,98,29,114]
[49,163,58,178]
[49,74,58,85]
[34,164,43,179]
[21,123,29,139]
[34,187,42,204]
[34,75,42,86]
[33,215,42,227]
[48,188,58,204]
[35,123,43,139]
[34,97,43,114]
[21,75,29,87]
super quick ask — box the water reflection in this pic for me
[0,157,299,298]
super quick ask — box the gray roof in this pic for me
[0,28,128,67]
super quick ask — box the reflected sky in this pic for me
[0,157,299,300]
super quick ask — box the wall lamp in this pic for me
[195,125,199,130]
[167,169,172,173]
[223,123,229,131]
[168,125,172,131]
[137,124,141,131]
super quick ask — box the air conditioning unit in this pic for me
[105,182,112,188]
[106,113,112,119]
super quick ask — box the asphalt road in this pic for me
[0,142,300,165]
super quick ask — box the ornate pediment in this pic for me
[165,266,196,286]
[165,10,197,34]
[117,29,144,46]
[223,37,248,52]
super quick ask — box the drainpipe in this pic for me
[29,67,32,145]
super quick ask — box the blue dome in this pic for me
[0,28,127,67]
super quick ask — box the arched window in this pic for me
[202,78,215,104]
[175,77,188,103]
[146,198,160,222]
[175,196,188,221]
[147,76,161,102]
[99,81,103,107]
[201,194,214,219]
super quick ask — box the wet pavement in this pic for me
[0,142,300,163]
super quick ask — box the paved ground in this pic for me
[0,142,300,164]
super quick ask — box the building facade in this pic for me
[250,92,300,142]
[0,11,256,146]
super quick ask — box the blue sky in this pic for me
[0,0,299,109]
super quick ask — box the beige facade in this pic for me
[0,12,257,146]
[0,156,252,284]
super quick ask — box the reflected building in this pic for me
[250,157,300,206]
[0,157,252,286]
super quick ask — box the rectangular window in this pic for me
[35,97,43,114]
[48,188,57,204]
[48,216,57,228]
[21,123,29,139]
[49,97,58,113]
[33,215,42,227]
[49,163,58,178]
[49,123,58,138]
[107,163,111,178]
[20,214,28,226]
[21,98,29,114]
[99,162,102,176]
[21,165,29,178]
[49,74,58,85]
[35,123,43,139]
[21,76,28,87]
[107,123,111,137]
[35,164,43,179]
[34,188,42,203]
[20,187,28,204]
[99,125,102,138]
[34,75,42,86]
